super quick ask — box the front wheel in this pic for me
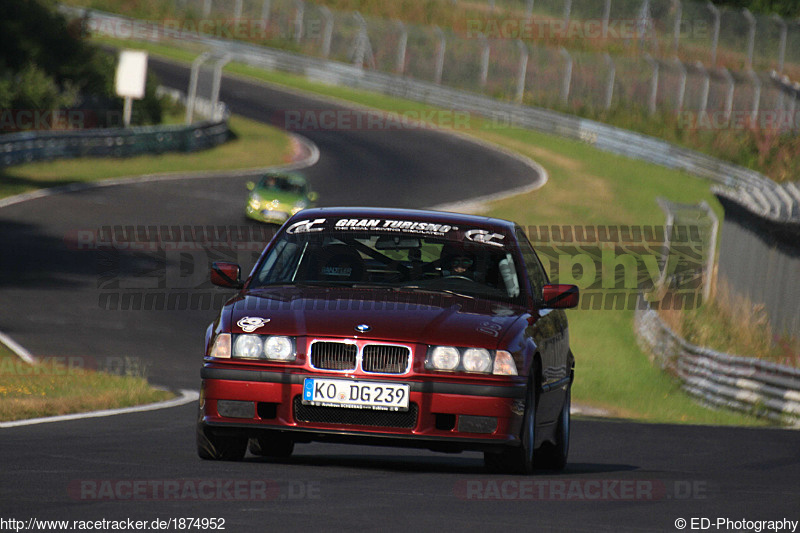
[536,385,571,471]
[484,378,536,474]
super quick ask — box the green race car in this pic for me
[245,172,318,224]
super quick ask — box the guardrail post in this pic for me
[525,0,534,20]
[559,47,572,106]
[261,0,271,25]
[696,61,710,118]
[747,69,761,125]
[294,0,304,43]
[707,2,720,67]
[234,0,243,19]
[563,0,572,26]
[773,15,787,74]
[395,21,408,75]
[211,54,232,120]
[743,9,756,71]
[479,33,490,90]
[604,53,615,110]
[645,54,659,115]
[700,201,718,302]
[320,6,333,59]
[203,0,212,17]
[672,0,682,54]
[638,0,652,50]
[515,40,529,104]
[602,0,612,39]
[434,26,446,85]
[720,67,734,120]
[674,57,687,112]
[186,52,211,125]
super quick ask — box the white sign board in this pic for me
[115,50,148,100]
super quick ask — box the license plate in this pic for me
[302,378,410,411]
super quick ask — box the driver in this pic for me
[443,254,475,279]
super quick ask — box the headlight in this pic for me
[493,350,518,376]
[208,333,231,358]
[463,348,492,373]
[248,196,261,210]
[427,346,460,371]
[264,336,295,361]
[233,334,263,358]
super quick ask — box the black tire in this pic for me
[537,385,571,471]
[484,376,537,475]
[248,433,294,458]
[196,424,248,461]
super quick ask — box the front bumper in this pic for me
[199,367,526,451]
[244,205,291,224]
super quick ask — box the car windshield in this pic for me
[250,219,525,305]
[260,177,306,195]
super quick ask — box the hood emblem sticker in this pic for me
[355,324,371,333]
[237,317,270,333]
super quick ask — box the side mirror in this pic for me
[541,284,579,309]
[307,191,319,202]
[211,262,243,289]
[246,181,255,191]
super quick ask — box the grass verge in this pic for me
[0,342,172,422]
[97,38,776,426]
[0,114,293,200]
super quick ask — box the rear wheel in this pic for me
[537,385,571,471]
[196,424,247,461]
[484,376,537,474]
[249,433,294,458]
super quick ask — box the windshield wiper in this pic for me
[395,285,475,300]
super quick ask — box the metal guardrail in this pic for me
[0,84,230,169]
[635,305,800,425]
[62,6,799,224]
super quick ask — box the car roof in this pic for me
[289,207,518,232]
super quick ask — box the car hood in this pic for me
[227,287,524,348]
[253,189,305,205]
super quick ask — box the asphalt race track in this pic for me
[0,58,798,532]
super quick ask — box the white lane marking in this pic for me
[0,330,37,364]
[0,389,199,428]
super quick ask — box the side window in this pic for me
[515,228,548,295]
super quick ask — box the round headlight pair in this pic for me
[427,346,492,373]
[233,335,295,361]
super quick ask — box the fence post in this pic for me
[479,33,490,90]
[186,52,211,125]
[743,9,756,71]
[696,61,710,118]
[203,0,212,17]
[602,0,612,40]
[604,53,615,110]
[261,0,271,25]
[674,57,687,113]
[294,0,304,43]
[434,26,446,85]
[707,2,720,67]
[720,67,734,120]
[352,11,366,68]
[645,54,659,115]
[559,47,572,106]
[672,0,682,54]
[773,15,787,74]
[638,0,652,51]
[515,40,529,104]
[563,0,572,26]
[525,0,534,20]
[320,6,333,59]
[234,0,243,19]
[211,54,232,121]
[748,70,761,125]
[395,21,407,75]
